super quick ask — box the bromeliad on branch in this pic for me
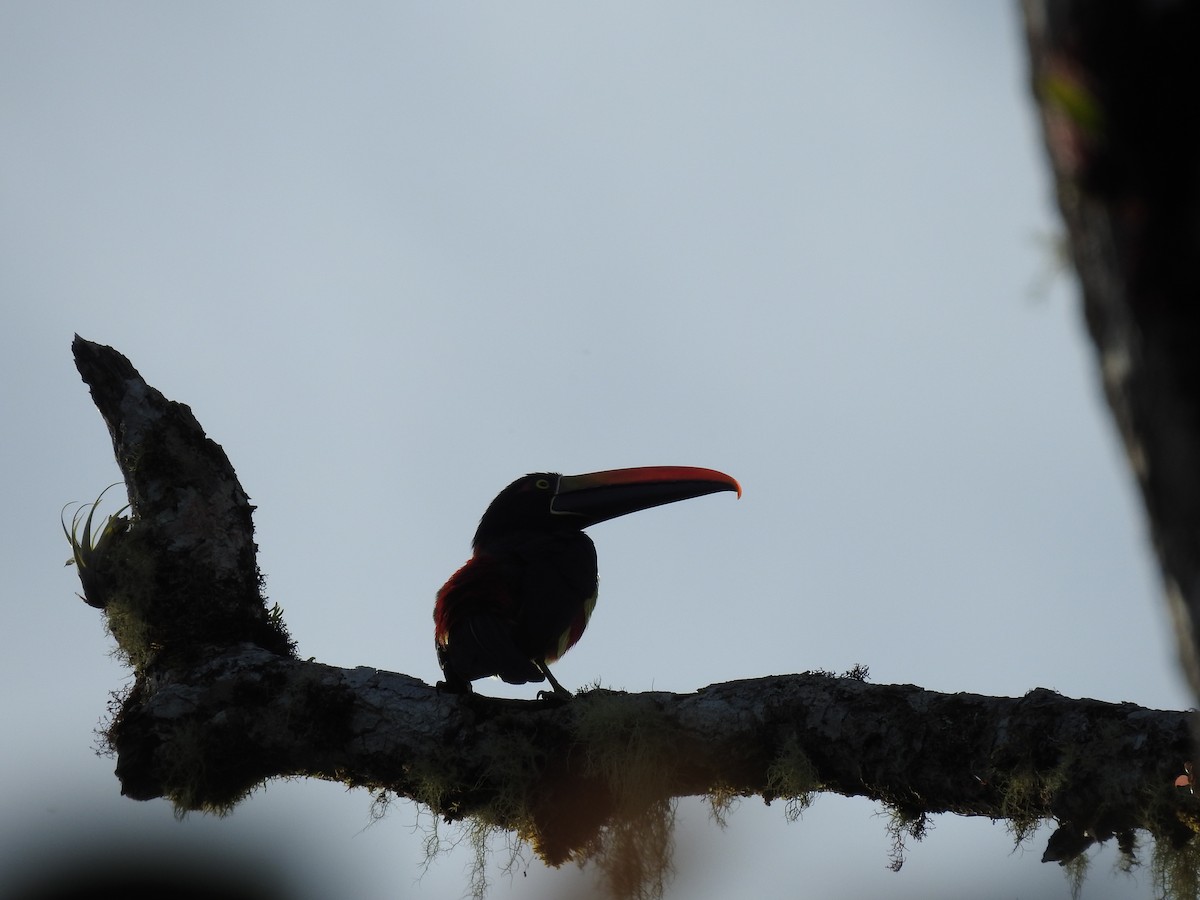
[433,466,741,699]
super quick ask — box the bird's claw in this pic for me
[436,678,473,695]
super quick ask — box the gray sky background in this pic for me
[2,3,1191,898]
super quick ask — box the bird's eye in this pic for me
[535,478,551,490]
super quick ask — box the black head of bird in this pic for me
[433,465,740,699]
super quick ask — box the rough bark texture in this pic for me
[69,337,1200,878]
[1023,0,1200,699]
[71,336,293,668]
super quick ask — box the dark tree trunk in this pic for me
[1023,0,1200,699]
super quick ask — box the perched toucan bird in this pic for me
[434,466,740,698]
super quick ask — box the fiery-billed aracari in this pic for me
[434,466,740,698]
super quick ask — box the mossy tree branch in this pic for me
[70,335,293,672]
[70,337,1199,889]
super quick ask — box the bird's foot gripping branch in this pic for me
[68,338,1200,900]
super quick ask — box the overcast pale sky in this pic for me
[2,3,1190,898]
